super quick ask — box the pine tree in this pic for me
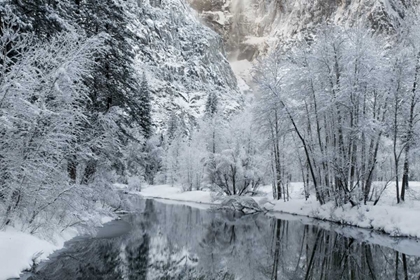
[205,91,219,117]
[167,112,179,141]
[138,72,152,139]
[203,92,220,188]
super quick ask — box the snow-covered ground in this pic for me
[264,182,420,238]
[135,182,420,239]
[134,184,214,205]
[0,227,76,280]
[0,216,114,280]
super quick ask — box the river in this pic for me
[21,197,420,279]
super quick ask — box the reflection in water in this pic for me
[25,198,420,280]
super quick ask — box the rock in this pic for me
[218,196,264,214]
[188,0,414,62]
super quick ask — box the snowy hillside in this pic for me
[127,0,243,131]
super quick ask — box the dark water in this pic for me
[22,198,420,280]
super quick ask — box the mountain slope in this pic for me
[126,0,243,131]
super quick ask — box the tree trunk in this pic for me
[285,105,324,204]
[67,156,77,184]
[81,160,97,185]
[401,150,409,202]
[402,253,408,280]
[271,220,281,280]
[401,54,419,201]
[393,84,401,204]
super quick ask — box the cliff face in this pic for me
[188,0,418,61]
[127,0,243,131]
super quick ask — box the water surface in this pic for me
[22,198,420,279]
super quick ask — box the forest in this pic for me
[1,0,420,237]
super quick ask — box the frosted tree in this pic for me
[10,0,148,184]
[255,24,391,206]
[396,16,420,201]
[142,135,164,185]
[0,12,104,229]
[253,50,295,200]
[165,134,182,187]
[202,91,224,188]
[177,132,207,191]
[138,72,153,139]
[167,111,179,141]
[205,91,219,117]
[211,111,267,196]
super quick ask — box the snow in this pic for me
[0,227,77,280]
[269,197,420,238]
[229,59,253,79]
[261,182,420,239]
[133,184,213,205]
[229,59,253,92]
[128,182,420,239]
[243,36,269,46]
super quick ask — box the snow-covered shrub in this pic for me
[128,176,142,192]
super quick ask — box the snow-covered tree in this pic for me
[255,24,392,206]
[211,111,267,196]
[394,15,420,201]
[0,11,105,229]
[205,91,219,117]
[138,72,153,139]
[177,133,207,191]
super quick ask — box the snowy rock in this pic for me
[218,196,264,214]
[127,0,243,132]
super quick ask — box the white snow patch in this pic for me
[0,227,77,279]
[242,36,269,46]
[229,59,253,78]
[229,59,253,93]
[133,184,213,205]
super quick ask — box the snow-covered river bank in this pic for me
[134,182,420,238]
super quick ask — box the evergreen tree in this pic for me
[7,0,72,35]
[142,136,163,185]
[205,91,219,117]
[138,72,152,139]
[167,111,179,141]
[203,92,220,187]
